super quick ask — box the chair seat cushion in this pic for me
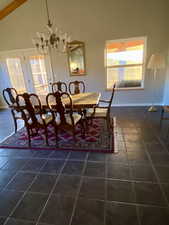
[55,112,81,126]
[13,110,22,118]
[86,108,108,117]
[13,109,30,119]
[40,114,53,124]
[28,113,53,125]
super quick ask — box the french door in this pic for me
[29,55,49,95]
[0,49,53,95]
[6,56,27,94]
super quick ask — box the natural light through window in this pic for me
[6,58,26,94]
[106,37,146,89]
[29,55,49,95]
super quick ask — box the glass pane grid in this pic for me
[107,66,142,89]
[106,38,145,89]
[29,55,49,95]
[6,58,26,93]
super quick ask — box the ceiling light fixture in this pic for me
[32,0,71,54]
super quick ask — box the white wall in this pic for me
[0,61,12,107]
[0,0,169,107]
[163,50,169,105]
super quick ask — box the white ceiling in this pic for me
[0,0,13,11]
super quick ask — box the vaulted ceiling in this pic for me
[0,0,13,10]
[0,0,27,20]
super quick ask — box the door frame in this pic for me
[0,48,53,93]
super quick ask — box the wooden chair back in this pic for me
[16,93,53,146]
[69,80,85,95]
[3,88,18,106]
[107,83,116,114]
[16,93,42,126]
[46,91,73,125]
[52,81,67,93]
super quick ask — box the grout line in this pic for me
[0,158,10,170]
[0,153,107,162]
[0,125,24,144]
[3,159,49,225]
[5,217,53,225]
[143,141,169,209]
[155,133,169,155]
[1,110,169,225]
[68,152,89,225]
[0,171,19,193]
[128,153,142,225]
[0,158,35,193]
[104,153,108,225]
[83,197,169,208]
[35,151,71,225]
[2,166,163,184]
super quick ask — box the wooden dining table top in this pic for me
[39,92,101,109]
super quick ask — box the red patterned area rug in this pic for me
[0,119,115,153]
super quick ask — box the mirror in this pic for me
[67,40,86,76]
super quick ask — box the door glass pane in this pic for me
[6,58,26,94]
[29,55,49,95]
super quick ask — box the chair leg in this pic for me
[80,120,85,138]
[81,109,89,132]
[106,116,110,131]
[44,127,49,146]
[54,125,59,146]
[26,128,31,147]
[82,116,89,134]
[73,128,76,142]
[90,117,94,126]
[160,107,164,127]
[11,110,17,133]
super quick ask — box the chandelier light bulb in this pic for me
[32,0,71,54]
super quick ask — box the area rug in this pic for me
[0,119,115,153]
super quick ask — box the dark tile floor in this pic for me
[0,109,23,143]
[0,107,169,225]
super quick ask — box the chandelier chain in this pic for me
[32,0,71,54]
[45,0,51,26]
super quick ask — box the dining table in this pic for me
[10,92,101,119]
[39,92,101,109]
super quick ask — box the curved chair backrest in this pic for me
[16,93,42,126]
[46,91,73,125]
[3,88,18,106]
[69,80,85,95]
[52,81,67,93]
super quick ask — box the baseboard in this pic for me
[0,103,163,109]
[112,103,163,107]
[0,105,8,109]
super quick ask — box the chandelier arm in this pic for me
[32,0,70,54]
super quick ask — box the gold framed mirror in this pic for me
[67,40,86,76]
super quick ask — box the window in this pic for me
[105,37,146,89]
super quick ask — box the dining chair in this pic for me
[3,88,22,133]
[52,81,67,93]
[69,80,85,95]
[16,93,54,147]
[46,91,85,142]
[160,106,169,126]
[86,83,116,130]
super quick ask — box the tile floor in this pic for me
[0,107,169,225]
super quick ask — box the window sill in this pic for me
[106,87,144,91]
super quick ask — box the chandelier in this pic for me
[32,0,71,54]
